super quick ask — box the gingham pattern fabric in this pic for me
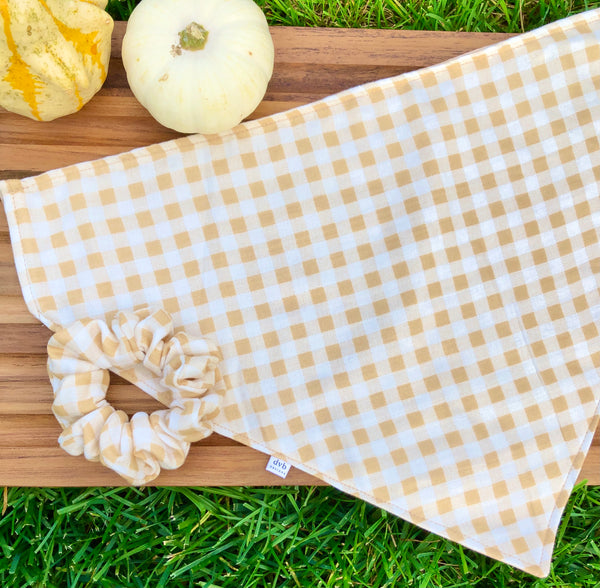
[47,308,223,485]
[2,9,600,576]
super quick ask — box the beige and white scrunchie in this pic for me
[2,8,600,577]
[47,308,223,485]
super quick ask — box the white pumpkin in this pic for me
[121,0,275,134]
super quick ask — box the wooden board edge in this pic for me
[0,446,327,487]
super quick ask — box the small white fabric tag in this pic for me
[266,456,292,479]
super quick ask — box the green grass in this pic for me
[1,483,599,587]
[3,1,599,586]
[107,0,600,32]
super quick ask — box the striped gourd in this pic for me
[0,0,113,121]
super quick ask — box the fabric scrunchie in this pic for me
[47,308,223,485]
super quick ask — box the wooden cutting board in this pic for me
[0,23,597,487]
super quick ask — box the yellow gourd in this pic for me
[0,0,113,121]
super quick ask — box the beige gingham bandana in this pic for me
[2,9,600,577]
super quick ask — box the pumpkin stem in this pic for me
[178,22,209,51]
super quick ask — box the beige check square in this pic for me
[2,8,600,578]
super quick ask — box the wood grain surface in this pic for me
[0,23,597,487]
